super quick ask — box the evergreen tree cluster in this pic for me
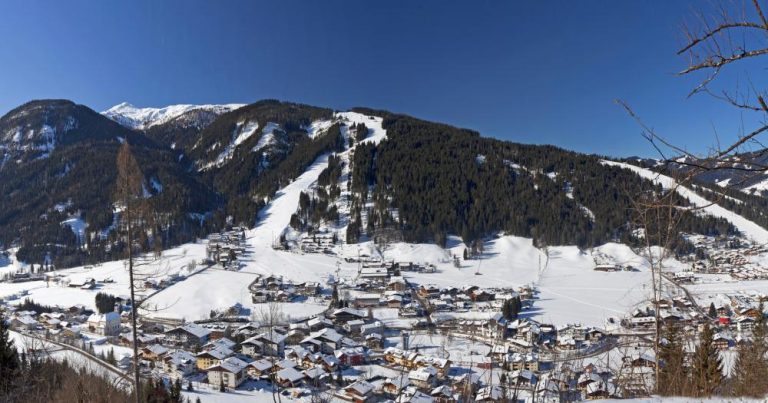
[343,113,736,250]
[94,292,120,314]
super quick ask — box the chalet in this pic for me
[471,289,495,302]
[196,346,232,370]
[276,367,305,388]
[577,372,603,391]
[163,350,196,380]
[303,366,329,386]
[360,321,383,336]
[387,276,407,292]
[139,344,169,362]
[11,315,38,331]
[247,359,273,379]
[418,285,440,299]
[585,380,617,400]
[359,267,389,285]
[386,294,404,308]
[164,323,211,347]
[335,347,366,366]
[475,385,503,402]
[430,385,455,403]
[397,387,433,402]
[738,307,763,320]
[332,308,367,323]
[408,367,437,390]
[511,369,537,387]
[626,351,656,368]
[86,312,120,336]
[353,294,381,308]
[207,357,248,389]
[713,333,734,350]
[241,332,286,357]
[295,282,321,296]
[451,373,480,397]
[736,316,756,333]
[338,380,374,403]
[344,320,365,334]
[508,352,539,372]
[308,316,333,331]
[366,333,383,349]
[302,328,343,354]
[381,375,410,396]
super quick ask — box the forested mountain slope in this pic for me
[0,99,750,269]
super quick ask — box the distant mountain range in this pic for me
[0,99,752,268]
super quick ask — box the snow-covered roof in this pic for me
[276,367,304,383]
[208,357,248,374]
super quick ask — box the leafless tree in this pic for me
[615,1,768,394]
[257,301,285,403]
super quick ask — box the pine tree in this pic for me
[690,323,723,397]
[708,302,717,318]
[502,300,511,320]
[657,323,687,396]
[731,301,768,397]
[330,284,340,309]
[0,312,19,393]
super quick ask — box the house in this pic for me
[353,294,381,308]
[86,312,120,336]
[165,323,211,347]
[196,346,232,370]
[241,332,286,357]
[338,380,374,403]
[344,320,365,334]
[246,358,273,379]
[207,357,248,389]
[397,386,434,402]
[360,321,383,336]
[303,366,329,386]
[475,385,504,402]
[713,333,734,350]
[381,375,410,396]
[11,315,38,331]
[510,369,537,387]
[335,347,366,366]
[366,333,383,349]
[387,276,407,292]
[408,367,437,390]
[302,328,343,354]
[332,308,367,323]
[430,385,455,403]
[163,350,196,380]
[308,316,333,331]
[585,380,616,400]
[139,344,169,362]
[275,367,305,388]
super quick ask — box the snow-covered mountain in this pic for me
[102,102,245,130]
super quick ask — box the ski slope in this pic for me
[603,160,768,244]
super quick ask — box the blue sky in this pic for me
[0,1,763,157]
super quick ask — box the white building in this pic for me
[86,312,120,336]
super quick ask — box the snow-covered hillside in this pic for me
[102,102,245,130]
[603,160,768,243]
